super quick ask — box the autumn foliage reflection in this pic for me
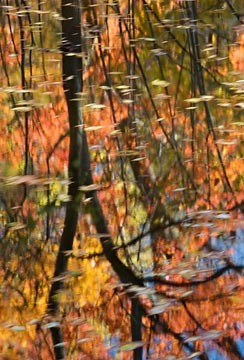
[0,0,243,359]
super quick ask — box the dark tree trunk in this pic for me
[131,298,143,360]
[47,1,83,359]
[46,2,144,359]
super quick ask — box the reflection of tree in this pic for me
[0,0,243,359]
[47,1,146,358]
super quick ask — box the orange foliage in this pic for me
[230,32,244,72]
